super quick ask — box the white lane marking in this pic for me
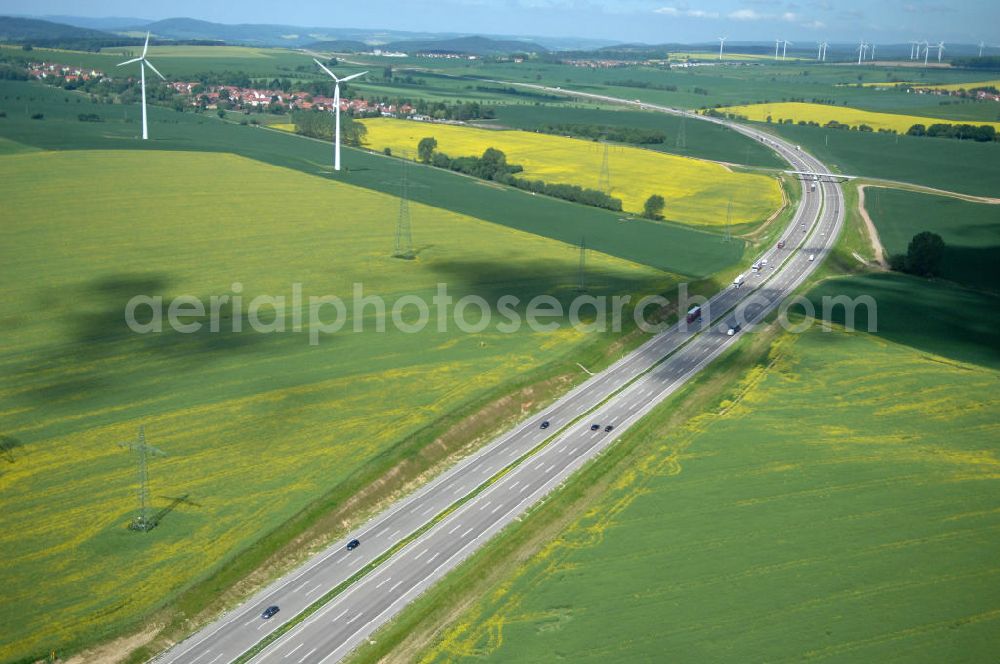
[375,576,391,589]
[444,482,454,492]
[414,548,428,560]
[545,464,556,473]
[427,552,440,563]
[243,616,258,627]
[293,580,310,593]
[510,480,520,489]
[479,500,492,511]
[508,448,519,457]
[462,526,475,537]
[189,652,210,663]
[482,466,491,474]
[346,613,362,625]
[492,503,503,514]
[375,527,388,537]
[285,643,304,658]
[534,461,545,470]
[390,580,404,592]
[421,505,434,516]
[207,654,224,664]
[557,446,566,453]
[333,609,348,621]
[334,554,346,564]
[520,484,530,493]
[448,524,462,535]
[453,485,465,495]
[570,448,577,455]
[390,529,400,539]
[298,648,317,664]
[307,583,324,596]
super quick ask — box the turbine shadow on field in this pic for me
[426,258,670,312]
[15,273,309,404]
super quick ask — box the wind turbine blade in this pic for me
[313,58,338,80]
[144,59,166,80]
[118,57,143,66]
[339,71,368,82]
[142,31,150,58]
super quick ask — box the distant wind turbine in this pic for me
[979,41,985,57]
[782,39,792,60]
[936,41,945,62]
[116,32,165,140]
[775,38,781,60]
[718,36,727,60]
[313,58,368,171]
[857,40,866,65]
[870,43,876,61]
[923,40,930,65]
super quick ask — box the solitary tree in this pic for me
[905,231,946,277]
[643,194,666,220]
[418,136,438,163]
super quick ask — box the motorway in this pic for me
[154,85,845,664]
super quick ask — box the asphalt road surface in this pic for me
[154,84,845,664]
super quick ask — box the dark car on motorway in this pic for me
[590,424,600,431]
[540,421,550,429]
[777,240,786,249]
[346,538,360,550]
[604,425,614,432]
[262,605,279,619]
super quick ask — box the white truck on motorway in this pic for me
[733,274,746,288]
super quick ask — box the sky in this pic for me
[8,0,995,45]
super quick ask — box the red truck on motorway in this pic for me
[686,306,702,324]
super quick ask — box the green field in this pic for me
[405,321,1000,663]
[0,148,676,662]
[0,79,743,276]
[864,188,1000,294]
[759,121,1000,198]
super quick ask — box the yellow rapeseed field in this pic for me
[359,118,782,227]
[715,101,1000,133]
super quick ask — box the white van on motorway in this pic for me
[733,274,746,288]
[808,254,815,262]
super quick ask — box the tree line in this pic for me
[416,137,622,211]
[291,110,367,145]
[535,123,667,145]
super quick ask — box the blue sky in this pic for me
[11,0,994,44]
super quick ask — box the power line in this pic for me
[676,116,687,150]
[577,236,587,292]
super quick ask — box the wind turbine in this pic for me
[936,41,945,62]
[979,41,985,57]
[870,43,876,61]
[782,39,792,59]
[116,32,165,140]
[775,38,781,60]
[909,41,918,60]
[718,36,727,60]
[817,42,823,60]
[923,40,930,65]
[313,58,368,171]
[857,40,866,65]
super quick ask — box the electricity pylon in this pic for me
[597,142,611,195]
[393,155,415,260]
[118,425,166,532]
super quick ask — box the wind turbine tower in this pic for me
[718,36,727,60]
[314,58,368,171]
[782,40,792,59]
[775,39,781,60]
[979,41,985,57]
[936,41,945,62]
[923,41,930,65]
[857,40,866,65]
[116,32,165,140]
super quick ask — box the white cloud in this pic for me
[802,19,825,28]
[782,11,798,21]
[655,5,719,18]
[729,8,763,20]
